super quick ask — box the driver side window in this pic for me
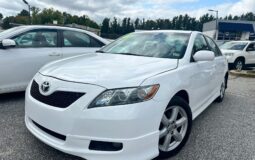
[193,35,209,54]
[12,30,58,48]
[191,34,209,61]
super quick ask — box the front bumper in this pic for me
[25,74,163,160]
[225,56,235,63]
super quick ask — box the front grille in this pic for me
[32,120,66,141]
[30,80,85,108]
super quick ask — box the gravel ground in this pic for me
[0,75,255,160]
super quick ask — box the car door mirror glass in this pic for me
[2,39,16,48]
[193,50,215,62]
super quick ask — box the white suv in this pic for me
[220,41,255,70]
[25,31,228,160]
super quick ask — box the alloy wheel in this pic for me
[220,79,226,99]
[159,106,188,152]
[236,61,243,71]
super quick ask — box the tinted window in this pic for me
[63,30,104,48]
[247,43,255,51]
[13,30,57,48]
[101,32,190,59]
[205,36,222,56]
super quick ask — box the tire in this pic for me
[234,59,244,71]
[215,78,226,103]
[157,96,192,159]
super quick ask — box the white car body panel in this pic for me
[39,53,178,88]
[0,25,109,94]
[25,31,228,160]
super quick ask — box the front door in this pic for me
[0,29,62,92]
[188,34,215,112]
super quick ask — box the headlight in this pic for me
[224,53,234,57]
[88,84,159,108]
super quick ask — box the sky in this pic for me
[0,0,254,23]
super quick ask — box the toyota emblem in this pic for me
[41,81,50,93]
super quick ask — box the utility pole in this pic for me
[209,9,219,40]
[22,0,31,24]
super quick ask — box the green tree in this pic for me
[18,10,30,16]
[0,13,3,20]
[134,18,140,29]
[101,18,110,34]
[2,16,15,29]
[31,7,41,24]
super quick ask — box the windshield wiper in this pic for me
[96,50,106,53]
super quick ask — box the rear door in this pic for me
[245,43,255,65]
[0,29,62,92]
[60,30,105,58]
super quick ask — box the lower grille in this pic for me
[32,120,66,141]
[30,80,85,108]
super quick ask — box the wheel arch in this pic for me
[172,90,189,104]
[235,56,245,63]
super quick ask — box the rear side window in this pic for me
[205,36,222,57]
[63,30,104,48]
[247,43,255,51]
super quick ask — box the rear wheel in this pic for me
[158,97,192,158]
[215,78,226,103]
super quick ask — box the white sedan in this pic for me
[25,30,228,160]
[0,25,109,94]
[220,41,255,70]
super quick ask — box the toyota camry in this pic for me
[25,30,228,160]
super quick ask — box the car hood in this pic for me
[221,49,240,54]
[40,53,178,88]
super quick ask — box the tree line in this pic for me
[101,12,255,38]
[1,8,99,29]
[0,8,255,39]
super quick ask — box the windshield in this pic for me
[100,32,190,59]
[220,42,248,50]
[0,26,25,38]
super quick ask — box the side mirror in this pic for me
[2,39,16,48]
[193,50,215,62]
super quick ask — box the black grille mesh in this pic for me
[30,80,85,108]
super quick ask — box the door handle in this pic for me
[49,52,61,57]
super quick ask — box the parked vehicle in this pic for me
[0,25,109,94]
[25,30,228,160]
[220,41,255,70]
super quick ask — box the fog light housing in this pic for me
[89,140,123,151]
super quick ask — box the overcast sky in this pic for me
[0,0,255,23]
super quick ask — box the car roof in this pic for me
[20,25,91,32]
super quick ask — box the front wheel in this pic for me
[157,96,192,159]
[234,59,244,71]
